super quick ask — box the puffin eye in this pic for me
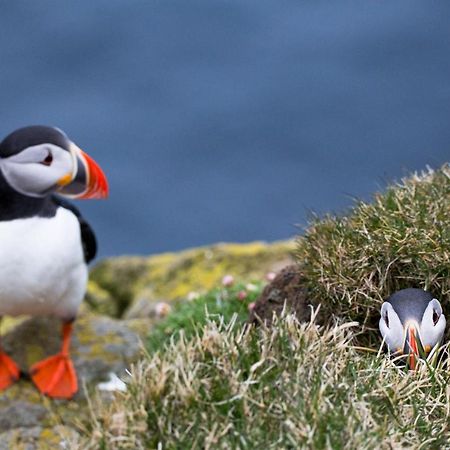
[433,309,440,326]
[40,150,53,166]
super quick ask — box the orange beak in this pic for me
[407,325,419,370]
[57,147,109,199]
[76,150,109,199]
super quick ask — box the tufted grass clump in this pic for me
[297,164,450,331]
[81,315,450,449]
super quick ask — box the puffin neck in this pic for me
[0,171,57,221]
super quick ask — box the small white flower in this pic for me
[155,302,172,317]
[187,291,200,301]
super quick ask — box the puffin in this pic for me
[379,288,446,369]
[0,125,108,398]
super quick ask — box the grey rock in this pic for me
[0,402,47,431]
[0,425,79,450]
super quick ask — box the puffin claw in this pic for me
[30,354,78,399]
[0,352,20,391]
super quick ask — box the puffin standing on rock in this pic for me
[0,125,108,398]
[379,288,446,369]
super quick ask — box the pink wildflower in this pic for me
[237,290,247,301]
[222,275,235,287]
[266,272,276,282]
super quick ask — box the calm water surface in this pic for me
[0,1,449,256]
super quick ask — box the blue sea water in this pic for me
[0,1,449,256]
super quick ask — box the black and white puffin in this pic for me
[379,288,446,369]
[0,125,108,398]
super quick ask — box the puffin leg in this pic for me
[0,319,20,390]
[30,321,78,399]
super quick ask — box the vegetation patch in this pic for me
[147,280,263,353]
[78,164,450,448]
[88,241,294,318]
[81,315,450,449]
[296,164,450,331]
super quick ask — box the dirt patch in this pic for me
[249,264,318,325]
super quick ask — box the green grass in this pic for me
[82,315,450,449]
[296,164,450,332]
[147,282,263,353]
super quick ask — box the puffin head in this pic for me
[379,288,446,369]
[0,125,108,199]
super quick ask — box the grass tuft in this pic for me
[81,315,450,449]
[296,164,450,331]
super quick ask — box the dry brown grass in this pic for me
[80,313,450,449]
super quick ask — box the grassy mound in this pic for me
[297,164,450,330]
[81,316,450,449]
[79,164,450,448]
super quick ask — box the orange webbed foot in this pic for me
[0,352,20,391]
[30,354,78,399]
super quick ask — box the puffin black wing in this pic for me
[51,196,97,263]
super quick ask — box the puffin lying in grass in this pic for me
[379,288,446,369]
[0,125,108,398]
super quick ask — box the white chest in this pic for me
[0,208,88,319]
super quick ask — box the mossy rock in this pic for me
[87,257,150,318]
[83,280,116,317]
[0,313,147,444]
[0,425,79,450]
[2,314,142,385]
[89,240,295,318]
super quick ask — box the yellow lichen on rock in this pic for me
[0,312,145,446]
[88,240,295,318]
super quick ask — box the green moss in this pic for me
[84,280,116,317]
[89,257,150,316]
[24,344,46,368]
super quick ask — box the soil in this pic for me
[249,264,318,325]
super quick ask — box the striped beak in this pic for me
[406,325,419,370]
[58,145,109,199]
[403,322,426,370]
